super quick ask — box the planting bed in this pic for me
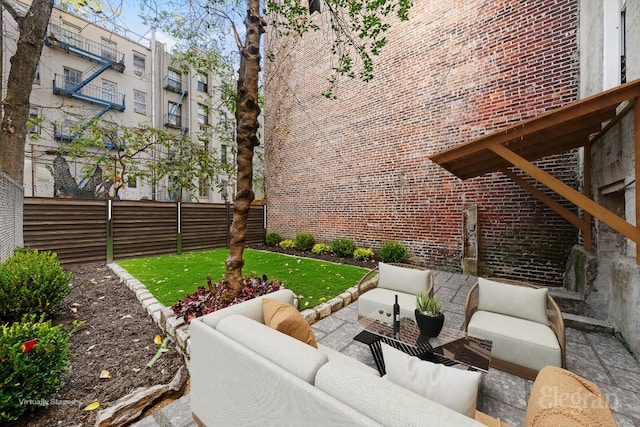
[10,263,185,427]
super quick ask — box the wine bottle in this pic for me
[393,294,400,333]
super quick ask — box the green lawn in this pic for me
[117,249,369,308]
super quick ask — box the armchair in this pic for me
[357,262,434,321]
[463,277,565,380]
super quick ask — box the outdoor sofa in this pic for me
[190,289,616,426]
[190,289,483,426]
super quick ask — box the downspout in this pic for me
[150,26,157,200]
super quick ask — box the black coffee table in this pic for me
[354,314,492,376]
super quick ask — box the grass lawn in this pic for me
[117,248,369,309]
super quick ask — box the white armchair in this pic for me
[463,277,566,380]
[357,262,434,321]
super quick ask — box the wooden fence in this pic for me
[23,198,265,264]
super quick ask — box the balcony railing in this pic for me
[53,75,126,110]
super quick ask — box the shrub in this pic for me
[0,315,81,421]
[172,275,284,322]
[353,247,375,261]
[0,249,72,323]
[379,240,407,263]
[279,239,295,249]
[265,232,282,247]
[311,243,331,255]
[294,232,315,251]
[331,237,356,258]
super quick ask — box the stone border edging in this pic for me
[108,263,366,359]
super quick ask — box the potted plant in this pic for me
[414,288,444,337]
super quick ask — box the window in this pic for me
[64,68,81,90]
[198,104,209,127]
[127,177,137,188]
[134,90,147,114]
[101,38,117,61]
[133,54,145,76]
[221,144,228,165]
[199,177,209,197]
[62,21,82,46]
[197,73,208,92]
[102,80,117,103]
[167,101,182,127]
[34,64,40,85]
[165,69,182,92]
[28,107,41,134]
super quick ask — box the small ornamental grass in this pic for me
[353,247,375,261]
[279,239,295,249]
[0,315,82,421]
[311,243,332,254]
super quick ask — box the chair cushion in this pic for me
[378,262,431,295]
[468,311,561,372]
[263,298,318,348]
[381,343,482,418]
[357,287,418,320]
[525,366,617,426]
[477,277,549,325]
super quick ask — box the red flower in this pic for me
[21,339,39,353]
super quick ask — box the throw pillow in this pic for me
[477,277,549,325]
[381,343,481,418]
[262,298,318,348]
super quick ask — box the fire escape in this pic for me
[45,23,126,142]
[163,72,188,139]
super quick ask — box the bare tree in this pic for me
[0,0,55,185]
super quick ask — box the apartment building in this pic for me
[2,2,233,202]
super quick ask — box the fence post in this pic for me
[177,202,182,255]
[106,200,113,263]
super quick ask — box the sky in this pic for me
[110,1,177,49]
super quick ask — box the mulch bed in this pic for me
[9,263,186,427]
[247,243,377,269]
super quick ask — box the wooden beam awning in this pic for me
[428,78,640,262]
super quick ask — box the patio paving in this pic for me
[133,270,640,427]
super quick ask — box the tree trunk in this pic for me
[0,0,54,185]
[224,0,265,298]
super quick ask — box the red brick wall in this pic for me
[263,0,580,285]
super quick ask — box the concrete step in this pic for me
[562,312,614,334]
[548,287,584,315]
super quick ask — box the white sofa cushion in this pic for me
[318,344,380,377]
[315,360,482,426]
[357,287,418,320]
[198,288,295,328]
[378,262,431,295]
[216,314,328,384]
[468,310,562,371]
[381,343,482,418]
[477,277,548,325]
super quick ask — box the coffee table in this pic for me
[354,313,492,376]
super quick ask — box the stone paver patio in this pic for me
[133,270,640,427]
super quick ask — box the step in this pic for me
[562,312,614,334]
[548,287,584,315]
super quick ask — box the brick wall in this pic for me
[0,172,24,261]
[264,0,580,285]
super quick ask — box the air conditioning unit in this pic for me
[134,70,144,76]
